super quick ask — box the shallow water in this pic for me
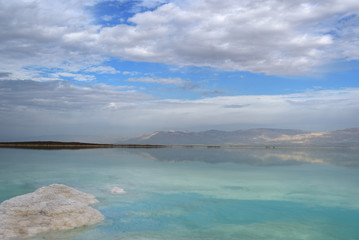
[1,147,359,239]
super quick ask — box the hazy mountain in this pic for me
[120,128,359,146]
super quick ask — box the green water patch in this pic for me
[96,193,359,239]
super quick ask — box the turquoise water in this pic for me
[1,147,359,239]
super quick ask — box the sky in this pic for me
[0,0,359,141]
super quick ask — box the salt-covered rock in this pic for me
[110,187,125,194]
[0,184,104,240]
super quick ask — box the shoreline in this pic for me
[0,141,168,149]
[0,141,356,150]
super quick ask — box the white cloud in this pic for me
[127,77,184,84]
[138,0,168,9]
[102,15,114,22]
[84,66,120,74]
[122,71,139,76]
[52,72,96,81]
[92,83,135,90]
[1,0,359,78]
[97,0,359,74]
[0,0,105,80]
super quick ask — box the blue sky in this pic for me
[0,0,359,141]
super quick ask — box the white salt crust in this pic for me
[0,184,104,239]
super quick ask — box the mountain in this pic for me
[120,128,359,146]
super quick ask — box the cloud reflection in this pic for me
[123,147,359,168]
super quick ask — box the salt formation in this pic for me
[0,184,104,240]
[110,187,125,194]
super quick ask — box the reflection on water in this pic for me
[0,147,359,240]
[124,147,359,168]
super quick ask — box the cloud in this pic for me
[0,80,151,112]
[127,77,184,84]
[137,88,359,132]
[127,76,201,91]
[202,90,226,96]
[102,15,114,22]
[0,80,358,139]
[1,0,359,79]
[84,66,120,74]
[176,81,200,90]
[97,0,359,74]
[122,71,139,76]
[0,72,12,78]
[137,0,168,9]
[52,72,96,81]
[223,104,250,109]
[0,0,107,80]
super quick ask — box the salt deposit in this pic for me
[0,184,104,240]
[110,187,125,194]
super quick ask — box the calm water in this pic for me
[0,147,359,240]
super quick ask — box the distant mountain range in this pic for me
[120,128,359,146]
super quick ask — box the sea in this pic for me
[0,147,359,240]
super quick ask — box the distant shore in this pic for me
[0,141,355,150]
[0,141,168,149]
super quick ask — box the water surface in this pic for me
[0,147,358,239]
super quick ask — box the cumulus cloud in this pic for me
[97,0,359,74]
[1,0,359,78]
[0,0,102,80]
